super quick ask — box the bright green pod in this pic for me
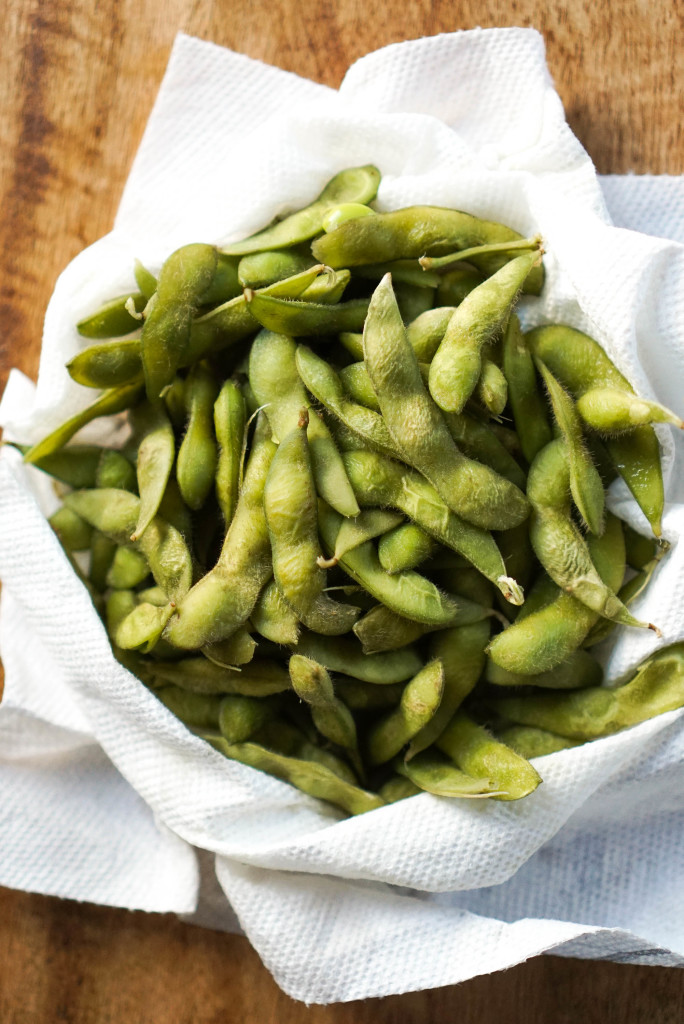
[221,166,381,256]
[213,380,246,527]
[129,401,175,540]
[76,293,147,339]
[535,358,605,535]
[176,363,219,512]
[136,585,169,607]
[238,248,315,289]
[64,488,192,601]
[251,579,300,646]
[163,415,275,649]
[311,206,545,294]
[264,411,359,636]
[96,450,137,492]
[49,505,93,551]
[23,382,144,465]
[436,711,542,801]
[365,660,444,766]
[244,290,370,336]
[157,478,193,540]
[141,243,218,399]
[106,546,150,589]
[477,357,508,417]
[398,752,501,798]
[295,631,423,685]
[322,202,376,233]
[362,275,529,531]
[489,642,684,741]
[67,339,144,390]
[428,250,541,414]
[134,260,157,300]
[485,648,603,689]
[339,362,381,412]
[322,508,403,567]
[115,601,174,652]
[105,589,137,640]
[502,314,552,464]
[249,331,360,517]
[204,733,384,816]
[298,267,351,305]
[576,387,684,432]
[378,522,437,574]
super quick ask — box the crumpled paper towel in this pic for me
[1,28,684,1004]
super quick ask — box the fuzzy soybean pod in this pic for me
[436,712,542,801]
[341,449,523,605]
[264,410,360,636]
[526,324,664,535]
[237,248,316,289]
[6,442,102,488]
[96,450,137,492]
[477,358,508,417]
[64,488,192,602]
[218,695,277,744]
[362,275,529,530]
[249,330,360,517]
[205,733,384,817]
[23,381,144,465]
[527,438,656,632]
[289,655,363,778]
[535,358,604,535]
[490,642,684,742]
[585,547,668,648]
[378,522,437,574]
[353,605,435,653]
[244,290,370,336]
[485,648,604,690]
[436,265,483,307]
[213,379,246,526]
[89,532,117,592]
[298,267,352,305]
[49,506,93,551]
[134,260,158,300]
[141,243,217,400]
[115,601,174,653]
[221,165,381,256]
[494,726,579,759]
[76,292,147,339]
[251,579,300,645]
[399,752,501,799]
[311,206,545,294]
[487,513,629,675]
[318,502,489,628]
[295,631,423,684]
[163,414,276,649]
[106,546,150,589]
[576,387,684,432]
[322,508,403,567]
[176,363,219,511]
[129,401,175,540]
[202,629,257,669]
[366,660,444,766]
[502,314,552,464]
[335,677,405,710]
[405,307,456,361]
[147,657,291,697]
[428,250,541,415]
[156,686,222,732]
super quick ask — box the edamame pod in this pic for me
[295,631,422,684]
[76,293,146,339]
[176,363,219,512]
[129,401,175,540]
[436,712,542,801]
[213,379,246,526]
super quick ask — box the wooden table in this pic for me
[1,1,684,1019]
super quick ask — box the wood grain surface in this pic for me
[1,0,684,1020]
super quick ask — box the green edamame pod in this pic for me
[202,253,242,305]
[129,401,175,540]
[67,339,145,390]
[576,387,683,432]
[249,331,360,517]
[354,260,441,290]
[311,206,545,294]
[156,686,222,731]
[341,449,523,604]
[96,450,137,492]
[202,629,257,669]
[378,775,421,803]
[76,293,147,339]
[221,166,381,255]
[49,506,93,551]
[428,250,541,414]
[64,488,192,601]
[420,236,541,274]
[5,442,102,489]
[105,589,137,640]
[338,331,364,360]
[115,601,174,652]
[436,711,541,801]
[502,314,552,464]
[535,358,604,535]
[298,267,351,305]
[295,631,422,685]
[134,260,157,301]
[436,266,483,307]
[89,531,117,592]
[362,275,529,531]
[264,410,359,636]
[146,657,291,696]
[623,524,660,571]
[219,695,277,743]
[495,726,579,759]
[484,648,603,689]
[353,605,434,653]
[321,508,403,567]
[163,414,276,648]
[394,282,434,324]
[318,502,489,628]
[405,307,455,361]
[251,579,300,645]
[335,677,405,710]
[366,660,444,766]
[585,547,668,647]
[378,522,437,574]
[339,362,381,412]
[141,243,217,399]
[176,363,219,511]
[23,382,144,465]
[490,642,684,741]
[398,752,501,798]
[289,655,363,777]
[106,546,150,589]
[237,248,317,289]
[477,358,508,417]
[244,291,370,336]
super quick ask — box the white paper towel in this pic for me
[1,29,684,1004]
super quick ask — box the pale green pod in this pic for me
[366,660,444,766]
[477,357,508,417]
[134,260,157,301]
[49,506,93,552]
[289,655,363,777]
[436,712,542,801]
[484,649,603,689]
[353,605,434,653]
[298,267,351,305]
[156,686,222,732]
[221,166,381,255]
[146,657,292,697]
[398,752,501,798]
[219,695,277,743]
[214,379,246,527]
[576,387,684,432]
[501,313,552,464]
[378,775,422,803]
[115,602,175,653]
[105,589,137,640]
[76,293,146,339]
[106,546,150,589]
[202,629,257,668]
[495,726,579,759]
[237,248,316,289]
[163,414,276,649]
[428,250,541,414]
[176,362,220,511]
[405,306,456,361]
[129,401,175,540]
[249,331,360,517]
[322,202,376,233]
[322,508,404,567]
[251,580,300,645]
[362,275,529,531]
[295,631,423,685]
[95,450,138,492]
[245,291,370,336]
[378,522,437,574]
[264,411,359,636]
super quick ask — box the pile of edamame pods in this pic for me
[17,165,684,816]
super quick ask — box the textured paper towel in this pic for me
[1,29,684,1004]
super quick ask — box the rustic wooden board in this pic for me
[1,0,684,1019]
